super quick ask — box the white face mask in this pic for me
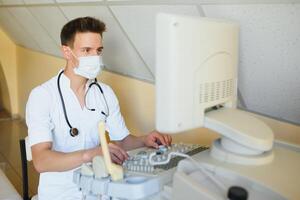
[73,55,104,79]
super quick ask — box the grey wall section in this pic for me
[202,4,300,124]
[0,1,299,124]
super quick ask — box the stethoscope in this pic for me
[57,70,109,137]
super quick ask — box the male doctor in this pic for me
[26,16,172,200]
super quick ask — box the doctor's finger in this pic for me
[147,139,159,148]
[110,144,128,158]
[154,134,167,146]
[118,147,129,159]
[110,153,123,165]
[164,135,172,145]
[110,148,126,163]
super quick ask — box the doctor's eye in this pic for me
[97,49,103,55]
[81,48,92,55]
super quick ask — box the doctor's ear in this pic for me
[61,45,72,60]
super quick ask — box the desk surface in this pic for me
[191,146,300,200]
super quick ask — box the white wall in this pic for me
[202,3,300,124]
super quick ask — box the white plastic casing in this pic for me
[155,13,238,133]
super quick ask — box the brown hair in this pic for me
[60,16,106,47]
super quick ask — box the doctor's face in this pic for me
[65,32,103,66]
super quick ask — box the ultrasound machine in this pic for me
[73,13,300,200]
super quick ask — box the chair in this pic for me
[19,136,38,200]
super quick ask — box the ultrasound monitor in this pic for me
[155,13,274,165]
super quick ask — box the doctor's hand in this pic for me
[143,131,172,149]
[83,144,128,165]
[108,143,128,165]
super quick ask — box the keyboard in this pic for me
[73,143,209,199]
[123,143,209,175]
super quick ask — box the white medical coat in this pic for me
[26,70,129,200]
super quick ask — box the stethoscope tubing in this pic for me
[57,70,108,137]
[57,71,73,131]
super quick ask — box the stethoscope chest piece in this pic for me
[70,128,79,137]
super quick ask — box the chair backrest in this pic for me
[19,137,38,200]
[19,136,31,200]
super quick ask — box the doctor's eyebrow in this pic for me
[80,46,103,52]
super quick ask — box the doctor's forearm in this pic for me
[32,144,101,173]
[33,151,85,172]
[115,135,145,151]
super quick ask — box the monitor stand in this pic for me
[204,108,274,165]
